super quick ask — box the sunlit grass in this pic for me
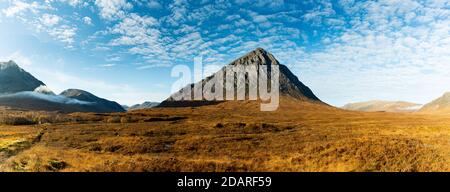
[0,97,449,172]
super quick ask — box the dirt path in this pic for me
[0,127,46,170]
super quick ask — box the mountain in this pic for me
[0,91,94,113]
[0,60,45,94]
[0,90,125,113]
[0,61,125,113]
[121,105,130,110]
[60,89,125,113]
[159,48,322,107]
[127,101,160,111]
[418,92,450,114]
[342,100,422,112]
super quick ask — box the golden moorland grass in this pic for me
[0,97,449,172]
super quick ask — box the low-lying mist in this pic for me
[0,91,93,105]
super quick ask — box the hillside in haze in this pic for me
[342,100,422,113]
[160,48,323,108]
[60,89,124,113]
[0,61,124,113]
[127,101,160,111]
[419,93,450,114]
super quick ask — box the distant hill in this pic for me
[0,61,45,94]
[121,105,130,110]
[60,89,125,113]
[0,91,95,113]
[127,101,160,111]
[0,61,125,113]
[419,92,450,114]
[342,100,422,112]
[0,89,125,113]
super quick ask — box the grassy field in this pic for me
[0,97,449,172]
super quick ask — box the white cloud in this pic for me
[235,0,284,9]
[255,0,284,8]
[94,0,132,21]
[1,51,32,66]
[48,25,77,45]
[302,2,336,26]
[105,56,121,62]
[291,0,450,106]
[100,63,115,67]
[82,16,92,25]
[60,0,87,7]
[2,0,47,17]
[147,0,162,9]
[164,0,189,26]
[1,1,78,47]
[109,13,168,60]
[137,63,171,70]
[40,13,60,26]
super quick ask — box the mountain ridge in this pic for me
[419,92,450,114]
[342,100,422,112]
[127,101,160,110]
[0,60,45,94]
[0,61,125,113]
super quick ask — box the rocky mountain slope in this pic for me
[0,61,45,94]
[159,48,323,107]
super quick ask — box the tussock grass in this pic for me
[0,97,449,172]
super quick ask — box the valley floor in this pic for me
[0,98,449,172]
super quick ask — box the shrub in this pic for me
[0,115,36,125]
[106,116,121,123]
[46,159,67,171]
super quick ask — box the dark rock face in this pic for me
[159,48,322,107]
[60,89,125,113]
[0,61,45,94]
[278,64,321,101]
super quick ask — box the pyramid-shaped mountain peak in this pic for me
[0,60,20,70]
[0,60,45,94]
[229,48,280,66]
[159,48,323,108]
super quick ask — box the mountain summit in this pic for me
[0,60,45,94]
[234,48,320,100]
[159,48,322,108]
[229,48,280,66]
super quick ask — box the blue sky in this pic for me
[0,0,449,106]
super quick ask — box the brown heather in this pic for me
[0,96,449,172]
